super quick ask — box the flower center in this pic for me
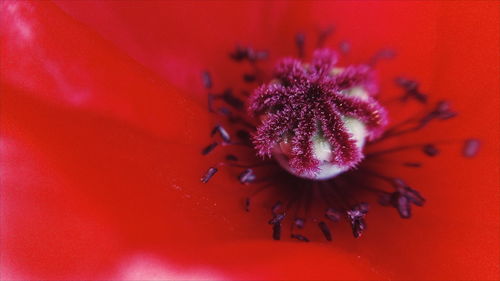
[199,30,479,242]
[248,50,388,180]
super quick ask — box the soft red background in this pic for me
[1,1,499,280]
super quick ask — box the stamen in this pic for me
[339,41,350,54]
[268,213,286,225]
[423,144,439,157]
[294,218,305,229]
[229,45,250,62]
[230,45,268,62]
[317,26,335,48]
[291,234,310,242]
[295,32,306,58]
[225,154,238,161]
[421,101,457,125]
[221,89,244,110]
[272,201,283,214]
[244,197,251,212]
[325,208,341,222]
[211,125,231,143]
[393,193,411,218]
[395,77,427,103]
[369,49,396,66]
[318,221,332,241]
[201,71,212,89]
[463,138,480,157]
[272,222,281,240]
[201,167,218,183]
[201,142,218,155]
[238,169,256,184]
[243,73,257,83]
[346,203,368,238]
[379,182,426,218]
[367,141,451,158]
[400,186,426,207]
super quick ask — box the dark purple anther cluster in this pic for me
[346,202,369,238]
[379,179,426,219]
[248,49,388,175]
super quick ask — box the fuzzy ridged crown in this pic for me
[248,49,388,175]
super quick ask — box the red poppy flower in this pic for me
[1,1,499,280]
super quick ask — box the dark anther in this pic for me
[268,213,286,225]
[221,89,244,110]
[325,208,341,222]
[421,100,457,125]
[210,125,220,136]
[401,186,426,206]
[391,178,406,188]
[230,45,268,62]
[225,154,238,161]
[211,124,231,143]
[244,197,250,212]
[243,73,257,83]
[238,169,256,184]
[201,167,218,183]
[423,144,439,157]
[393,194,411,218]
[434,101,457,120]
[217,107,231,116]
[317,26,335,47]
[295,32,306,58]
[318,221,332,241]
[291,234,310,242]
[390,179,426,207]
[201,142,218,155]
[230,45,249,61]
[247,48,268,62]
[272,222,281,240]
[271,201,283,214]
[369,49,396,66]
[339,41,350,54]
[463,138,480,158]
[395,76,418,91]
[374,49,396,60]
[251,50,269,61]
[201,71,212,89]
[403,162,422,167]
[294,218,305,229]
[347,203,369,238]
[351,218,367,239]
[389,186,425,218]
[395,77,428,104]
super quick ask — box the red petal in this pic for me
[1,1,499,280]
[54,0,315,101]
